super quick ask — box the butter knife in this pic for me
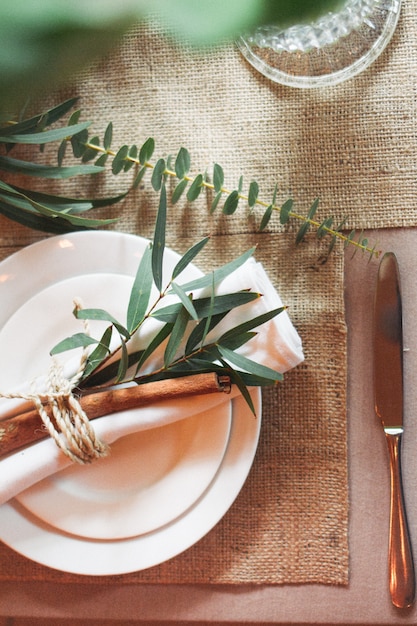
[374,251,415,608]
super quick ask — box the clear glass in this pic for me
[237,0,402,88]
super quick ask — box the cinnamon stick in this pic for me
[0,373,231,456]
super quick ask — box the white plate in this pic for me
[0,273,232,540]
[0,232,261,574]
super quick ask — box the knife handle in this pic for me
[385,431,415,608]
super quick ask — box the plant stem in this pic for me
[83,140,379,257]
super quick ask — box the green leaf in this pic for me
[186,173,203,201]
[175,147,191,179]
[175,247,256,293]
[71,128,88,158]
[112,144,129,174]
[132,165,147,188]
[164,305,190,367]
[0,98,79,137]
[248,180,259,208]
[81,135,100,163]
[170,282,198,321]
[218,305,285,343]
[152,184,166,292]
[0,120,92,144]
[171,178,188,204]
[213,163,224,193]
[103,122,113,150]
[115,340,129,383]
[217,345,282,381]
[222,364,256,415]
[82,326,114,379]
[185,312,227,354]
[171,236,210,279]
[95,153,109,167]
[210,191,222,214]
[126,244,153,334]
[222,190,239,215]
[123,145,137,172]
[134,322,173,375]
[279,198,293,225]
[50,332,98,355]
[57,140,66,167]
[153,291,259,323]
[259,204,273,231]
[74,308,130,339]
[0,185,119,229]
[295,221,310,244]
[317,216,333,238]
[139,137,155,165]
[151,157,166,191]
[0,154,104,179]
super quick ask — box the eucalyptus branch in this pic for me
[0,98,380,258]
[50,196,284,415]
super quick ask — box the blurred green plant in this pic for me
[0,0,343,112]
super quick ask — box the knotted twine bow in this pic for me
[0,300,109,463]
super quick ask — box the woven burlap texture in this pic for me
[2,0,416,585]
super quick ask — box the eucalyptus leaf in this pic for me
[82,326,114,379]
[0,154,104,179]
[218,306,285,342]
[171,178,188,204]
[81,136,101,163]
[186,173,203,201]
[112,144,129,174]
[185,312,228,354]
[71,128,89,158]
[170,282,198,321]
[0,120,91,144]
[50,332,98,355]
[171,236,209,280]
[126,244,153,334]
[134,322,173,375]
[279,198,294,225]
[175,147,191,179]
[0,98,78,136]
[152,184,166,292]
[210,191,222,213]
[164,305,190,367]
[222,190,240,215]
[213,163,224,193]
[152,291,259,323]
[174,247,256,293]
[218,345,282,381]
[74,308,130,339]
[139,137,155,165]
[132,165,147,188]
[151,157,166,191]
[115,340,129,383]
[248,180,259,208]
[103,122,113,150]
[260,204,273,231]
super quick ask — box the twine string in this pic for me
[0,299,110,463]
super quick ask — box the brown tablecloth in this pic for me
[1,0,416,587]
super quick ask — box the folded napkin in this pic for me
[0,257,303,505]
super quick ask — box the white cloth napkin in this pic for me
[0,258,303,505]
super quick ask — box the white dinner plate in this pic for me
[0,273,232,540]
[0,232,261,574]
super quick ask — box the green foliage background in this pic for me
[0,0,342,112]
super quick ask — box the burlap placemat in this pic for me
[3,0,414,584]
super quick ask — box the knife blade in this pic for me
[374,251,415,608]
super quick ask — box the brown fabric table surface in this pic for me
[0,0,416,587]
